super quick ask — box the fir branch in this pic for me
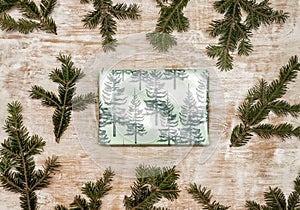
[30,54,95,143]
[99,13,117,49]
[287,191,300,210]
[39,16,57,34]
[0,0,18,13]
[0,12,21,32]
[30,86,60,108]
[230,56,300,147]
[264,187,286,209]
[155,0,190,33]
[17,17,39,34]
[0,12,39,34]
[0,0,57,34]
[252,123,300,140]
[40,0,57,18]
[146,32,177,52]
[187,183,230,210]
[71,195,89,209]
[17,1,41,20]
[269,100,300,117]
[124,165,180,210]
[295,175,300,193]
[0,101,60,210]
[246,174,300,209]
[55,168,114,210]
[80,0,91,3]
[30,156,60,190]
[110,3,140,20]
[147,0,190,52]
[245,201,269,209]
[207,0,289,71]
[55,205,68,210]
[81,0,141,52]
[72,93,96,111]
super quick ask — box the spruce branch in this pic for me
[0,13,38,34]
[187,183,230,210]
[230,55,300,147]
[55,168,114,210]
[81,0,140,52]
[0,0,18,13]
[0,0,58,34]
[40,0,56,18]
[146,32,177,52]
[54,205,68,210]
[30,54,95,143]
[147,0,190,52]
[245,174,300,209]
[0,101,60,210]
[207,0,289,71]
[124,165,180,210]
[295,175,300,194]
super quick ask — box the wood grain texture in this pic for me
[0,0,300,209]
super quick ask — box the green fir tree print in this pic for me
[179,84,205,145]
[196,71,209,123]
[125,89,147,144]
[144,70,167,126]
[158,95,179,145]
[99,101,112,144]
[164,69,188,90]
[102,70,127,137]
[129,70,149,91]
[99,69,209,145]
[114,70,133,81]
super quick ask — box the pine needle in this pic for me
[207,0,289,71]
[0,0,58,34]
[246,174,300,209]
[30,54,95,143]
[81,0,141,52]
[187,183,230,210]
[55,168,115,210]
[147,0,190,52]
[230,55,300,147]
[0,101,60,209]
[124,165,180,210]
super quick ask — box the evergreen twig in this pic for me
[0,0,58,34]
[188,173,300,210]
[187,183,230,210]
[30,54,95,143]
[81,0,141,52]
[230,55,300,147]
[147,0,190,52]
[124,165,180,210]
[0,101,60,210]
[207,0,289,71]
[55,168,115,210]
[245,174,300,209]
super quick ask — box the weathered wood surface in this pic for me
[0,0,300,209]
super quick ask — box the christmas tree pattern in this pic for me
[144,70,168,126]
[164,69,188,90]
[99,101,112,144]
[130,70,149,90]
[99,69,209,146]
[179,84,205,145]
[196,71,209,123]
[125,89,147,144]
[101,70,127,137]
[158,95,179,145]
[114,70,133,81]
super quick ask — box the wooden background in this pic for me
[0,0,300,209]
